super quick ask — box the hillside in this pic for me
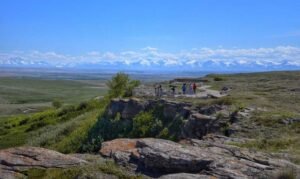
[0,71,299,178]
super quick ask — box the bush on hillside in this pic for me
[130,111,163,138]
[52,99,63,109]
[214,76,225,81]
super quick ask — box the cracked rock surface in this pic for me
[0,147,86,179]
[100,138,300,178]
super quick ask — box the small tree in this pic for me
[52,99,62,109]
[106,72,140,98]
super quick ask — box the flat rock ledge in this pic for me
[0,147,87,179]
[100,138,300,179]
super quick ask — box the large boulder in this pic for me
[100,138,140,166]
[0,147,87,179]
[100,138,138,157]
[135,138,213,173]
[100,138,300,178]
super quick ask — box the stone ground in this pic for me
[100,138,300,178]
[134,85,228,99]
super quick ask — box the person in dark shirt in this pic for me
[182,83,187,94]
[158,84,162,97]
[171,86,175,95]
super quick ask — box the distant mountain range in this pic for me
[1,56,299,72]
[0,57,50,67]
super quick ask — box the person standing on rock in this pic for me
[171,86,175,96]
[189,83,193,94]
[158,84,163,97]
[154,84,158,97]
[182,83,187,95]
[193,83,197,94]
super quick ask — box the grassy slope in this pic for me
[0,77,107,117]
[204,71,300,163]
[0,98,108,151]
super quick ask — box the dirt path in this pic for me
[134,85,228,99]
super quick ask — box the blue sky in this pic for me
[0,0,300,69]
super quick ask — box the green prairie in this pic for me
[0,77,107,118]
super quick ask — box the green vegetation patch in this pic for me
[26,161,141,179]
[0,99,105,150]
[0,73,140,152]
[229,132,300,165]
[83,104,184,152]
[0,77,107,117]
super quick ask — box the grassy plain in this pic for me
[0,77,107,117]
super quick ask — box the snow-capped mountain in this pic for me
[0,57,49,67]
[1,57,299,72]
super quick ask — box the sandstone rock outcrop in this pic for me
[100,138,300,178]
[108,98,148,119]
[107,98,192,121]
[105,98,231,139]
[0,147,86,179]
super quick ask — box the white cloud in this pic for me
[87,51,101,56]
[1,46,300,68]
[141,46,158,51]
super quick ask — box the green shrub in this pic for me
[86,113,132,141]
[77,102,88,110]
[26,121,47,132]
[214,76,224,81]
[80,135,103,153]
[26,160,140,179]
[106,72,140,98]
[19,118,29,126]
[158,128,169,139]
[130,111,163,138]
[52,99,63,109]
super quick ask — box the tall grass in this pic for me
[28,111,95,147]
[52,109,105,153]
[0,99,105,150]
[26,160,141,179]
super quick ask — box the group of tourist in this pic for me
[154,83,198,97]
[181,83,197,95]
